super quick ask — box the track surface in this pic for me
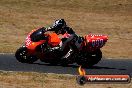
[0,54,132,77]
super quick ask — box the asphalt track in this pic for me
[0,54,132,77]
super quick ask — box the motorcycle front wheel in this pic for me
[15,46,38,63]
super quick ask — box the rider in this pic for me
[45,19,79,59]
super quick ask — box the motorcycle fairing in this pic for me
[25,27,46,53]
[48,33,61,47]
[84,34,108,50]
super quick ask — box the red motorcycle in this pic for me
[15,27,108,67]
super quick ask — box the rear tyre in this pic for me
[77,49,102,67]
[60,59,69,67]
[15,46,38,63]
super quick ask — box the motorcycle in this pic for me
[15,27,108,67]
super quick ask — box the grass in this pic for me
[0,71,76,88]
[0,0,132,58]
[0,71,132,88]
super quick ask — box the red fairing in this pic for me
[25,29,36,48]
[84,34,108,51]
[25,35,45,50]
[25,28,46,53]
[48,33,61,47]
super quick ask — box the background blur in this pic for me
[0,0,132,58]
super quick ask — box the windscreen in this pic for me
[30,27,47,42]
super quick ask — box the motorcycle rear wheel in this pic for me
[77,49,102,67]
[15,46,38,63]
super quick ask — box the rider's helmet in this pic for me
[53,19,67,33]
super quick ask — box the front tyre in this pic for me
[15,46,38,63]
